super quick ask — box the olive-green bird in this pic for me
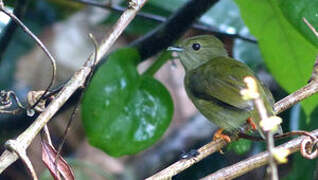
[168,35,281,140]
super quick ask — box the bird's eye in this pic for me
[192,43,201,51]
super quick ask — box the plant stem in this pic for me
[142,52,171,77]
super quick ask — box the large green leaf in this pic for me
[81,48,173,157]
[278,0,318,47]
[234,0,318,123]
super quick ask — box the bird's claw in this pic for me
[213,129,231,143]
[247,117,257,130]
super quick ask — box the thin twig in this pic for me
[241,76,279,180]
[303,17,318,38]
[73,0,257,43]
[0,1,57,111]
[55,34,98,166]
[0,90,25,114]
[0,0,148,174]
[308,56,318,83]
[274,80,318,114]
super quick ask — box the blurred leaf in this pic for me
[5,0,81,20]
[45,0,84,19]
[0,24,39,89]
[103,1,172,35]
[278,0,318,47]
[81,48,173,157]
[200,0,245,33]
[147,0,186,12]
[227,138,252,155]
[197,0,262,70]
[0,0,63,88]
[233,39,263,70]
[235,0,318,124]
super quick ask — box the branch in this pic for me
[0,0,148,174]
[201,129,318,180]
[145,139,227,180]
[274,79,318,114]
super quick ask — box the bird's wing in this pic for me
[187,57,258,111]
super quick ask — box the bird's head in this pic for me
[168,35,228,71]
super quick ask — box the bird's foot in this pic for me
[247,117,257,130]
[213,129,231,143]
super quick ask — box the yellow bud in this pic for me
[273,148,290,164]
[240,76,260,100]
[260,116,282,131]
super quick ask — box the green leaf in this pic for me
[81,48,173,157]
[234,0,318,123]
[103,1,172,35]
[278,0,318,47]
[45,0,84,19]
[227,139,252,155]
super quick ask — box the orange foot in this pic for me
[247,117,257,130]
[213,129,231,143]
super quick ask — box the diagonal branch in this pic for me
[0,0,148,174]
[201,129,318,180]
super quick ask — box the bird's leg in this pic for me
[247,117,257,130]
[213,129,231,143]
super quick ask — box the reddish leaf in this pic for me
[41,141,74,180]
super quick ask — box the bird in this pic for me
[167,35,282,142]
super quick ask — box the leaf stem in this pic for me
[142,51,171,77]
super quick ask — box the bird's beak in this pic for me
[167,46,184,52]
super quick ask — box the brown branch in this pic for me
[145,139,227,180]
[201,129,318,180]
[0,0,148,174]
[274,80,318,114]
